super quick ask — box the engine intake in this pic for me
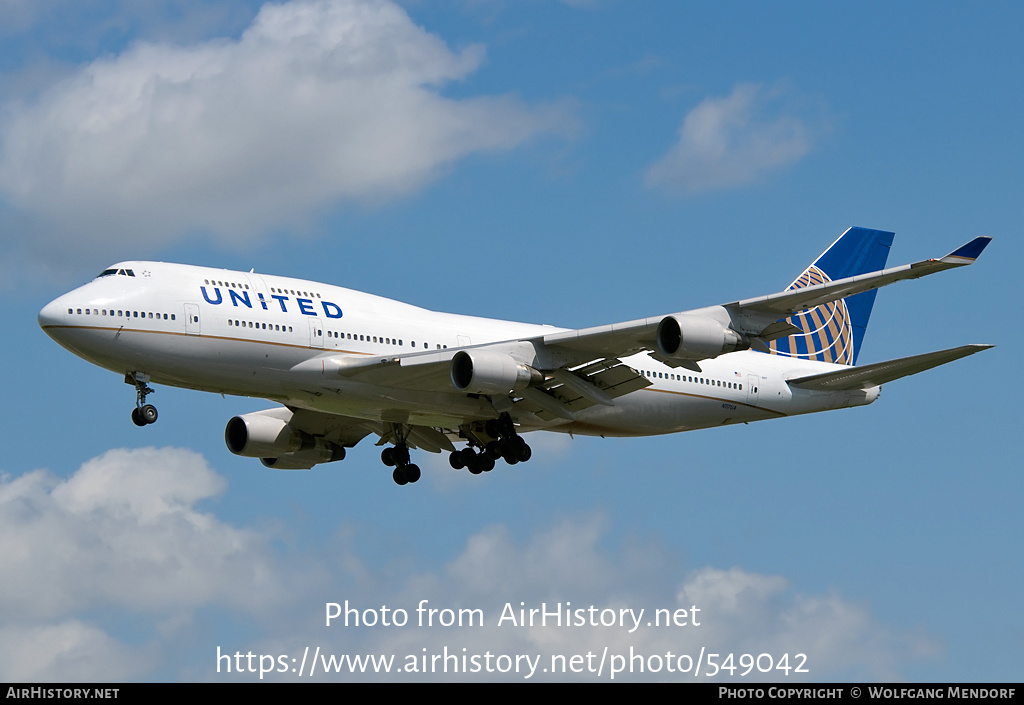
[226,411,305,457]
[225,409,345,469]
[656,315,748,361]
[450,350,542,395]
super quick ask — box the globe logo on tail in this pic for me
[768,265,855,365]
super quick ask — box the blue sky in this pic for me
[2,0,1021,682]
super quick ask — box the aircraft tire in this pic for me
[516,441,532,463]
[405,464,421,483]
[485,440,503,459]
[131,408,146,427]
[140,404,158,425]
[392,467,408,485]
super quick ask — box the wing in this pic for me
[543,235,992,365]
[289,343,652,425]
[287,233,990,427]
[725,236,991,321]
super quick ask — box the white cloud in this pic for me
[646,83,820,193]
[0,448,935,681]
[0,0,566,266]
[0,448,292,623]
[318,515,936,682]
[0,622,150,683]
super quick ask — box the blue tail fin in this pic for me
[767,227,894,365]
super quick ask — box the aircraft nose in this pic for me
[38,297,67,333]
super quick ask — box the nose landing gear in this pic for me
[126,372,158,426]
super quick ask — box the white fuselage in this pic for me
[38,261,879,439]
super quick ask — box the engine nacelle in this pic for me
[226,410,346,469]
[450,350,542,395]
[226,410,306,458]
[655,315,748,361]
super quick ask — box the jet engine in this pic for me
[450,350,542,395]
[225,409,345,470]
[655,314,749,361]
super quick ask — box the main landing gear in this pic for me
[448,413,532,475]
[381,443,421,486]
[379,414,532,486]
[126,372,158,427]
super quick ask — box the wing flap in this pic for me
[516,363,649,421]
[786,344,993,391]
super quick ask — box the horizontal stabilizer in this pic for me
[787,344,993,391]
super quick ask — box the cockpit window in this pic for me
[95,268,137,279]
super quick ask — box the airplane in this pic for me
[38,227,992,486]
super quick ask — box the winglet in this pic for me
[940,236,992,264]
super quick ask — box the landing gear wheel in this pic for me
[140,404,158,425]
[515,438,532,463]
[131,405,157,426]
[449,452,465,470]
[404,464,421,483]
[381,447,396,466]
[393,467,408,485]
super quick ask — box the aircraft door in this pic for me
[308,318,323,348]
[185,303,200,334]
[746,374,759,405]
